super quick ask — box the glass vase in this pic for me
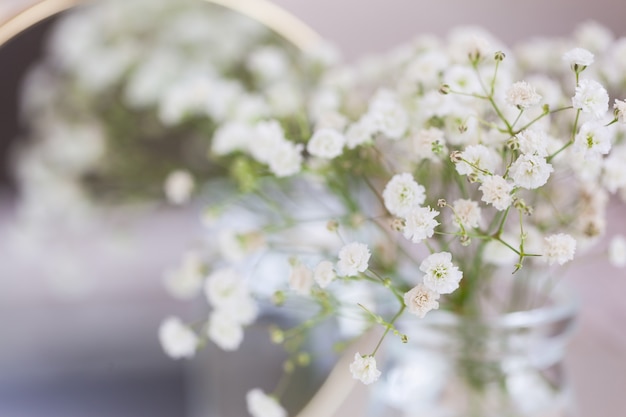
[367,285,579,417]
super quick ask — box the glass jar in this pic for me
[367,285,579,417]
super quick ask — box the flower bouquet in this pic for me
[156,22,626,417]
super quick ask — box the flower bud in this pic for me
[439,84,451,95]
[437,199,447,208]
[450,151,463,163]
[494,51,506,61]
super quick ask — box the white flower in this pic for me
[158,317,197,359]
[516,128,550,157]
[218,229,266,263]
[249,120,285,164]
[247,46,289,83]
[452,199,482,229]
[289,261,314,296]
[479,175,514,211]
[211,122,253,156]
[403,284,440,318]
[382,173,426,217]
[268,141,303,178]
[562,47,595,68]
[603,148,626,193]
[455,145,500,179]
[164,170,194,205]
[574,121,611,160]
[163,251,204,300]
[411,128,447,162]
[307,128,346,159]
[572,79,609,119]
[367,89,408,140]
[509,154,554,190]
[506,81,542,109]
[337,242,371,277]
[420,252,463,295]
[402,206,440,243]
[614,99,626,124]
[314,260,336,288]
[543,234,577,265]
[204,268,250,309]
[349,353,381,385]
[246,389,287,417]
[207,310,244,351]
[609,235,626,267]
[345,116,376,149]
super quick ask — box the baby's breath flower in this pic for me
[382,173,426,217]
[208,310,245,351]
[204,268,250,310]
[163,251,204,300]
[268,141,303,178]
[411,128,447,162]
[349,353,381,385]
[452,199,482,229]
[337,242,371,277]
[313,260,336,288]
[403,283,440,318]
[609,235,626,267]
[454,145,500,180]
[614,99,626,124]
[420,252,463,294]
[367,89,408,140]
[573,121,611,160]
[345,116,376,149]
[246,389,287,417]
[164,170,194,205]
[402,206,440,243]
[158,317,198,359]
[307,128,346,159]
[509,154,554,190]
[516,128,549,157]
[249,120,285,163]
[572,79,609,119]
[543,234,577,265]
[562,47,595,69]
[289,261,314,296]
[505,81,542,109]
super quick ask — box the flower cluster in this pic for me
[14,5,626,415]
[156,22,626,410]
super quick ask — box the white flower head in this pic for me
[247,45,290,83]
[246,389,287,417]
[211,122,253,156]
[403,283,440,318]
[164,170,194,205]
[307,128,346,159]
[479,175,514,211]
[382,173,426,217]
[314,260,336,288]
[543,234,577,265]
[163,251,204,300]
[204,268,250,309]
[411,128,447,162]
[249,120,285,164]
[337,242,371,277]
[367,89,408,140]
[609,235,626,267]
[455,145,500,180]
[289,260,314,296]
[562,47,595,69]
[509,154,554,190]
[207,310,244,351]
[614,99,626,124]
[572,79,609,119]
[345,116,376,149]
[420,252,463,294]
[452,199,482,229]
[268,141,303,178]
[158,317,197,359]
[516,128,549,157]
[349,352,381,385]
[506,81,542,109]
[574,121,611,160]
[402,206,440,243]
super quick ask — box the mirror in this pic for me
[0,1,336,416]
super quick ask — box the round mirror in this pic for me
[0,2,336,417]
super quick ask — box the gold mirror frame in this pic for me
[0,0,323,51]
